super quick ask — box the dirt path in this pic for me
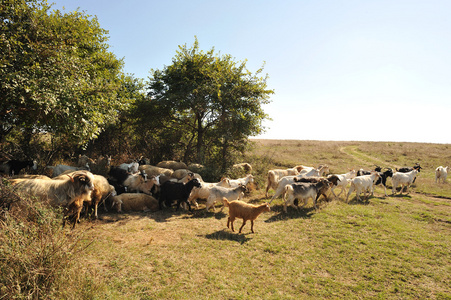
[339,145,402,169]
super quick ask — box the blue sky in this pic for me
[51,0,451,144]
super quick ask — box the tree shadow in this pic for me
[204,229,252,244]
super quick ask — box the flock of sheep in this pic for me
[1,155,449,233]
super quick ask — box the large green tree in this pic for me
[144,38,273,171]
[0,0,128,154]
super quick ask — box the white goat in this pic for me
[123,172,159,195]
[268,165,329,204]
[283,180,329,212]
[297,165,330,177]
[392,169,418,194]
[187,178,231,209]
[119,161,139,174]
[205,185,247,212]
[346,172,381,202]
[435,166,449,184]
[329,169,357,198]
[265,166,303,197]
[228,174,254,188]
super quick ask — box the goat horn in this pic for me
[66,174,74,182]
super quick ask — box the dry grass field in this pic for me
[5,140,451,299]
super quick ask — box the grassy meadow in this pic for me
[3,140,451,299]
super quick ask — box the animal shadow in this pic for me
[204,229,252,244]
[264,203,315,223]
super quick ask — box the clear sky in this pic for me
[50,0,451,144]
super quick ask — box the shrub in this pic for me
[0,177,96,299]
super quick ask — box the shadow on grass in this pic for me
[265,202,315,223]
[204,229,252,244]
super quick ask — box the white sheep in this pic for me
[223,198,270,233]
[435,166,449,184]
[111,193,159,212]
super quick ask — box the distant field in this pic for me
[73,140,450,299]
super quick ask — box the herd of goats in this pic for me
[0,156,449,233]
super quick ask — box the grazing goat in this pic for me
[327,169,357,198]
[159,178,202,211]
[435,166,449,184]
[11,170,95,228]
[265,166,304,197]
[205,184,248,212]
[283,180,330,212]
[223,198,270,233]
[346,172,381,202]
[0,159,37,176]
[392,169,418,195]
[187,177,231,209]
[228,174,254,188]
[111,193,159,212]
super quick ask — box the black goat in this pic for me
[108,166,130,185]
[373,168,394,196]
[0,160,37,176]
[357,166,382,177]
[159,178,202,211]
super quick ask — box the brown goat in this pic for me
[223,198,270,233]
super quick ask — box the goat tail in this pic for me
[222,197,230,207]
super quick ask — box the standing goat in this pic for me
[435,166,449,184]
[223,198,270,233]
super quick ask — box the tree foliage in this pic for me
[142,38,273,172]
[0,0,128,155]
